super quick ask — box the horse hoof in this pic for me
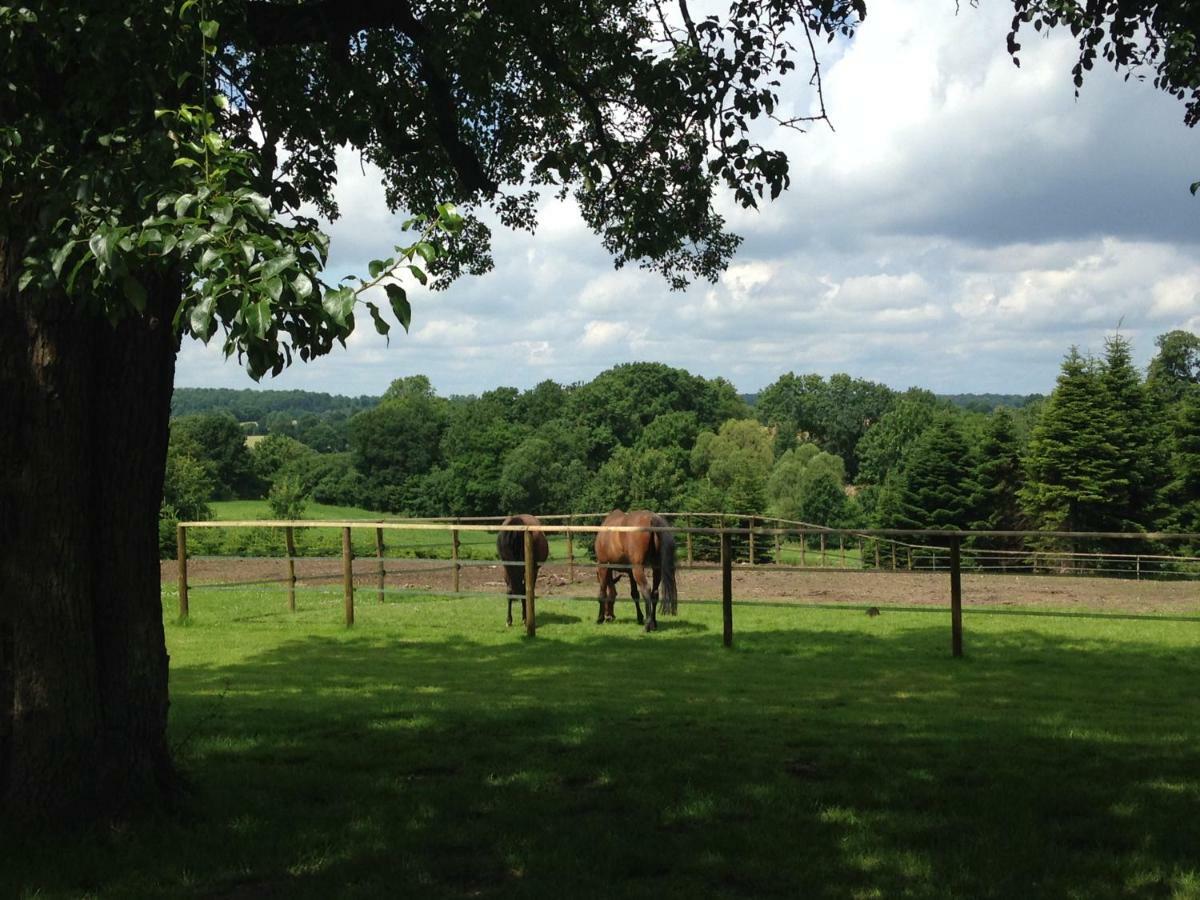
[645,621,657,633]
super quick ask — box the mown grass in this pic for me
[6,588,1199,899]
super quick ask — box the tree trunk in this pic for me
[0,238,179,822]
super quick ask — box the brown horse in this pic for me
[497,514,550,627]
[594,509,678,631]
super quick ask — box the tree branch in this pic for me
[243,0,497,198]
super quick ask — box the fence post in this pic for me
[567,515,575,582]
[907,548,913,571]
[891,544,897,572]
[1136,555,1141,581]
[721,528,733,648]
[524,528,536,637]
[749,516,756,565]
[686,514,694,566]
[820,533,827,567]
[801,532,807,567]
[342,526,354,627]
[774,528,781,565]
[176,524,189,620]
[451,526,461,593]
[376,527,386,603]
[874,540,880,570]
[839,533,845,567]
[285,526,297,612]
[950,536,963,658]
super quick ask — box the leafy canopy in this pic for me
[1,0,867,379]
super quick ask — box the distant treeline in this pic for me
[171,387,377,426]
[161,331,1200,559]
[938,393,1043,412]
[176,387,1043,424]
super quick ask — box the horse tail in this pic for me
[654,514,678,615]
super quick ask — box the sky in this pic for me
[175,1,1200,399]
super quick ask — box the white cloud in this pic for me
[174,1,1200,399]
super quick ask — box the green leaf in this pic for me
[406,264,428,286]
[199,246,220,271]
[199,19,219,39]
[368,259,386,279]
[243,193,270,219]
[175,193,194,218]
[121,275,147,312]
[291,272,313,300]
[51,241,75,279]
[322,286,355,325]
[189,296,215,338]
[172,157,199,168]
[241,242,255,266]
[261,253,296,281]
[18,269,35,292]
[385,283,411,332]
[366,301,390,338]
[243,298,271,337]
[87,231,115,268]
[413,241,438,264]
[262,276,283,303]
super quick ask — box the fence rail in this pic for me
[175,518,1200,657]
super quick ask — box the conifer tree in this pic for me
[1100,334,1167,530]
[1163,387,1200,536]
[1021,349,1126,532]
[969,408,1025,566]
[888,417,978,531]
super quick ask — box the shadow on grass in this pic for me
[6,619,1200,899]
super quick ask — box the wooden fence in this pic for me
[175,519,1200,658]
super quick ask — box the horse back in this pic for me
[498,513,549,563]
[597,509,662,565]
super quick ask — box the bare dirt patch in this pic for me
[162,558,1200,616]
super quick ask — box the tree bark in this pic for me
[0,238,179,822]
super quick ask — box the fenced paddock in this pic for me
[171,514,1200,655]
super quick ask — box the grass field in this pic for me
[7,588,1199,899]
[199,500,573,560]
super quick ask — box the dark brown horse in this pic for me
[595,509,678,631]
[497,514,550,627]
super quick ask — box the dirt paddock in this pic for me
[163,557,1200,617]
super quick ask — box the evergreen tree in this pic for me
[972,408,1025,531]
[1163,387,1200,535]
[889,418,979,531]
[1020,349,1126,532]
[1100,334,1167,530]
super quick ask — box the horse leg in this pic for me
[629,570,644,625]
[596,567,609,624]
[505,569,514,627]
[632,564,656,632]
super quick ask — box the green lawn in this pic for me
[7,589,1199,898]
